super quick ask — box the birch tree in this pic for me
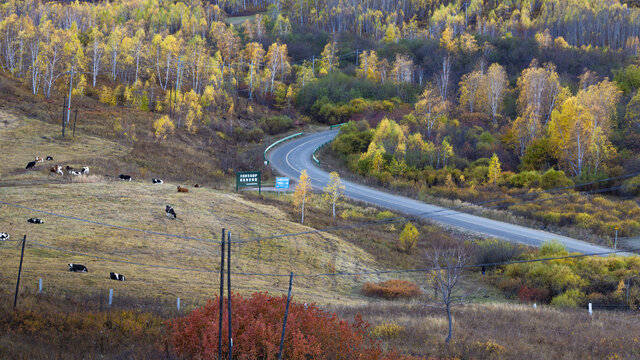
[293,169,313,224]
[323,171,344,220]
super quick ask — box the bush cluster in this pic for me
[168,292,416,359]
[361,280,423,300]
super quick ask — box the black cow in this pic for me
[152,178,163,184]
[165,205,177,219]
[119,174,132,181]
[27,218,43,224]
[110,272,126,281]
[68,263,88,272]
[0,233,9,241]
[46,156,54,161]
[25,161,36,170]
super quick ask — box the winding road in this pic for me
[267,129,618,254]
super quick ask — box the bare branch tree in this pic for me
[426,246,470,344]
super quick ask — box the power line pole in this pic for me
[277,272,294,360]
[14,235,26,309]
[61,98,67,137]
[218,228,225,360]
[73,108,78,137]
[227,231,233,360]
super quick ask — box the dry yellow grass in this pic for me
[0,110,386,308]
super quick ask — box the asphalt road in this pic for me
[267,129,621,254]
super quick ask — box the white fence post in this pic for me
[108,289,113,307]
[588,302,593,316]
[177,297,181,311]
[38,278,42,293]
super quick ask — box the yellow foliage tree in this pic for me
[488,153,501,185]
[399,222,419,253]
[293,169,313,224]
[153,115,175,140]
[323,171,345,220]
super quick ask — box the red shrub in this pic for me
[168,292,413,360]
[362,280,423,300]
[518,286,551,303]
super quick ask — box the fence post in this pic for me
[13,235,27,309]
[227,231,233,360]
[108,289,113,307]
[278,272,294,360]
[218,228,225,360]
[177,297,180,311]
[588,302,592,316]
[38,278,42,293]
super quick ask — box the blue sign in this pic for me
[275,177,290,189]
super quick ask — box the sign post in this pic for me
[275,177,290,196]
[236,171,262,195]
[614,225,619,249]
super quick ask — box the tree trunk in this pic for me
[445,303,452,343]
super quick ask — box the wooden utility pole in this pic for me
[218,228,225,360]
[73,109,78,137]
[14,235,26,309]
[227,231,232,360]
[61,98,67,137]
[277,272,294,360]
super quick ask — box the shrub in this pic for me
[260,115,294,134]
[370,323,404,339]
[540,168,574,190]
[169,292,403,360]
[550,289,585,308]
[538,240,568,257]
[472,238,524,265]
[398,222,419,253]
[518,285,551,303]
[361,279,423,300]
[509,171,541,188]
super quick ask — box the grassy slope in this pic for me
[0,110,384,307]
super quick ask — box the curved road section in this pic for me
[268,129,615,254]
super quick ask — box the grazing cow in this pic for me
[68,263,88,272]
[81,167,89,174]
[25,161,36,170]
[152,178,163,184]
[194,184,200,188]
[119,174,132,181]
[50,165,63,176]
[46,156,54,161]
[110,272,126,281]
[0,233,9,241]
[165,205,177,219]
[27,218,43,224]
[177,186,189,193]
[35,156,43,163]
[69,170,81,176]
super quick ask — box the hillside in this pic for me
[0,109,384,306]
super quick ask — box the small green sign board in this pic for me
[236,171,261,194]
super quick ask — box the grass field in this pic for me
[0,110,387,309]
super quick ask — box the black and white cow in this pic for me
[25,161,36,170]
[69,170,81,176]
[69,263,88,272]
[0,233,9,241]
[165,205,177,219]
[27,218,43,224]
[152,178,163,184]
[119,174,132,181]
[110,272,126,281]
[81,167,89,175]
[46,156,54,161]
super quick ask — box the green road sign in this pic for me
[236,171,261,194]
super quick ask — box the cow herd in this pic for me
[14,155,204,286]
